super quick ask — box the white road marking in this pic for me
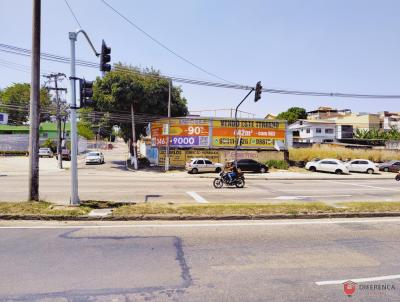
[329,181,400,191]
[186,191,208,203]
[316,274,400,286]
[1,218,400,229]
[265,195,352,200]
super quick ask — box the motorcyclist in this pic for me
[225,162,240,183]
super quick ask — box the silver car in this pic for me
[85,151,104,165]
[185,158,223,174]
[38,148,53,158]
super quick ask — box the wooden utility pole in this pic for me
[28,0,41,201]
[44,73,66,169]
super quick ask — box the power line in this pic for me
[64,0,82,28]
[3,43,400,99]
[100,0,235,84]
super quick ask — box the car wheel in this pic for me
[191,168,198,174]
[384,167,389,172]
[259,167,266,173]
[309,166,316,172]
[335,169,343,175]
[366,168,374,174]
[215,167,222,173]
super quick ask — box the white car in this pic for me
[85,151,104,165]
[38,148,53,158]
[185,158,223,174]
[345,159,378,174]
[305,158,349,174]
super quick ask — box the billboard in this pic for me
[212,119,286,148]
[151,118,210,148]
[151,118,286,149]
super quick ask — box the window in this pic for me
[41,132,48,138]
[0,114,3,122]
[351,161,359,164]
[359,161,368,165]
[316,128,321,133]
[204,160,212,164]
[306,128,310,133]
[325,129,334,134]
[197,160,204,165]
[321,161,337,165]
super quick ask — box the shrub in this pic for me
[41,138,56,153]
[265,160,289,169]
[289,145,400,163]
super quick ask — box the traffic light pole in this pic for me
[234,88,254,167]
[68,30,99,205]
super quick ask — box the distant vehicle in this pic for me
[232,159,268,173]
[378,161,400,172]
[345,159,378,174]
[85,151,104,165]
[305,158,349,174]
[185,158,223,174]
[56,149,71,161]
[38,148,53,158]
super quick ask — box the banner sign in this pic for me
[151,118,286,149]
[212,119,286,148]
[151,118,210,148]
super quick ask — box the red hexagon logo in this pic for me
[343,280,357,296]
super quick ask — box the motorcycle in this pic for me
[213,171,245,188]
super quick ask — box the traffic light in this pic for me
[254,81,262,102]
[100,40,111,72]
[79,79,94,107]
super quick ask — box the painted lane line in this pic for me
[186,191,208,203]
[329,181,400,192]
[265,195,352,200]
[316,274,400,286]
[1,218,400,229]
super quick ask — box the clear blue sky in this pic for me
[1,0,400,117]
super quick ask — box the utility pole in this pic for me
[44,73,66,169]
[28,0,41,201]
[165,79,172,171]
[131,103,138,169]
[68,29,100,205]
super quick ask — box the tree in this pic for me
[93,64,189,145]
[0,83,52,124]
[277,107,307,124]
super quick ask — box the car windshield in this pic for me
[88,152,100,156]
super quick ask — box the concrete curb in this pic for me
[1,212,400,221]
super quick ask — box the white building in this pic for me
[289,120,336,143]
[0,112,9,125]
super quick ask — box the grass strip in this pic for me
[338,202,400,212]
[112,202,337,217]
[0,201,91,216]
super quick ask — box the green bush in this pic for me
[265,160,289,170]
[41,138,56,152]
[0,151,28,156]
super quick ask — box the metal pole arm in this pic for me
[72,29,100,57]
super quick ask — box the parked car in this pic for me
[55,149,71,161]
[305,158,349,174]
[38,148,53,158]
[185,158,223,174]
[233,159,269,173]
[345,159,378,174]
[378,160,400,172]
[85,151,104,165]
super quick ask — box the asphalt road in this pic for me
[0,218,399,301]
[1,165,400,204]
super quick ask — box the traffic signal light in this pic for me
[100,40,111,72]
[79,79,94,107]
[254,81,262,102]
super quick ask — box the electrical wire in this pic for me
[100,0,235,84]
[64,0,82,29]
[2,43,400,99]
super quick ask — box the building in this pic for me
[329,113,380,131]
[379,111,400,130]
[0,122,70,139]
[289,120,336,143]
[307,107,351,120]
[0,112,9,125]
